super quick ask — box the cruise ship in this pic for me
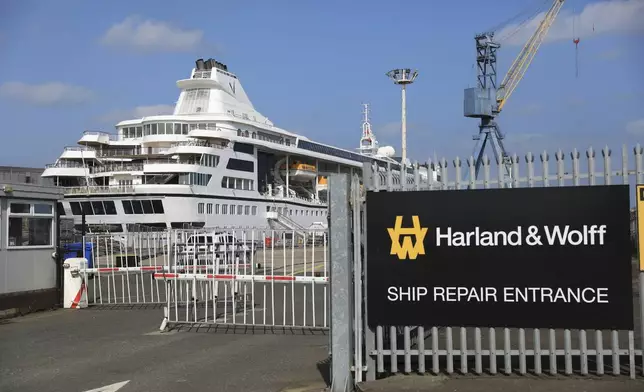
[43,58,437,234]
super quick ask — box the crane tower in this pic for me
[465,0,567,181]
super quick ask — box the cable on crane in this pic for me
[485,0,548,34]
[572,3,580,78]
[496,0,551,43]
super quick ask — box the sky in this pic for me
[0,0,642,170]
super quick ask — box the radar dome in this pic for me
[377,146,395,158]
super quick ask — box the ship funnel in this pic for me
[195,58,205,70]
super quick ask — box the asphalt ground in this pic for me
[0,307,330,392]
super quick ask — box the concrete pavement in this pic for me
[0,308,330,392]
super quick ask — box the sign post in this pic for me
[366,185,634,331]
[637,185,644,273]
[637,184,644,377]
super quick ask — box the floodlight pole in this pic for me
[387,68,418,169]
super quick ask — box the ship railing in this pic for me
[63,146,96,152]
[63,186,135,195]
[262,192,324,205]
[82,130,118,140]
[96,149,145,157]
[170,140,225,149]
[45,161,88,169]
[90,163,144,174]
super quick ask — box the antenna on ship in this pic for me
[359,103,378,155]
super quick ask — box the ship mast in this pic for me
[358,103,378,155]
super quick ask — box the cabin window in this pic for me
[252,206,257,215]
[7,201,54,248]
[232,142,255,155]
[245,206,250,215]
[214,204,220,214]
[198,203,204,214]
[207,203,213,214]
[226,158,254,172]
[69,202,82,215]
[151,200,164,214]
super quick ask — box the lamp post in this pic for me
[386,68,418,169]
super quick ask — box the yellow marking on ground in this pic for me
[291,262,328,277]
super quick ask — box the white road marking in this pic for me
[83,380,130,392]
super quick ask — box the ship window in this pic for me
[182,124,189,134]
[266,206,270,212]
[91,201,105,215]
[151,123,157,135]
[252,206,257,215]
[131,200,144,214]
[201,154,219,167]
[151,200,164,214]
[233,142,254,155]
[252,132,256,139]
[7,200,54,248]
[230,204,235,215]
[198,203,204,214]
[80,201,94,215]
[173,123,181,135]
[69,202,82,215]
[103,201,117,215]
[207,203,213,214]
[214,204,220,214]
[244,205,250,215]
[226,158,254,172]
[237,205,243,215]
[56,202,66,216]
[122,200,133,214]
[222,205,228,214]
[141,200,154,214]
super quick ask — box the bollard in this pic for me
[63,257,88,309]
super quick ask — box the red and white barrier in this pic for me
[63,258,88,309]
[72,226,330,330]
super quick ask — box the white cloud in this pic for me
[0,81,94,106]
[626,119,644,136]
[101,16,204,52]
[497,0,644,46]
[98,104,175,124]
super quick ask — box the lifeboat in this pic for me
[279,161,317,181]
[317,176,328,191]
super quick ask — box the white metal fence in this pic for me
[345,144,644,382]
[76,228,330,330]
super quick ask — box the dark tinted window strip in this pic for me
[226,158,254,172]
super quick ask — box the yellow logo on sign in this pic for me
[387,216,428,260]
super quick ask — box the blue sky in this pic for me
[0,0,642,169]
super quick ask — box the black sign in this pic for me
[366,185,633,330]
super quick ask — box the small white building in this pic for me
[0,170,64,317]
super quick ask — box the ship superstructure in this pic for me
[43,58,436,234]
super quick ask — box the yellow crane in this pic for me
[464,0,567,181]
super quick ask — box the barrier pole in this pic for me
[329,173,353,391]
